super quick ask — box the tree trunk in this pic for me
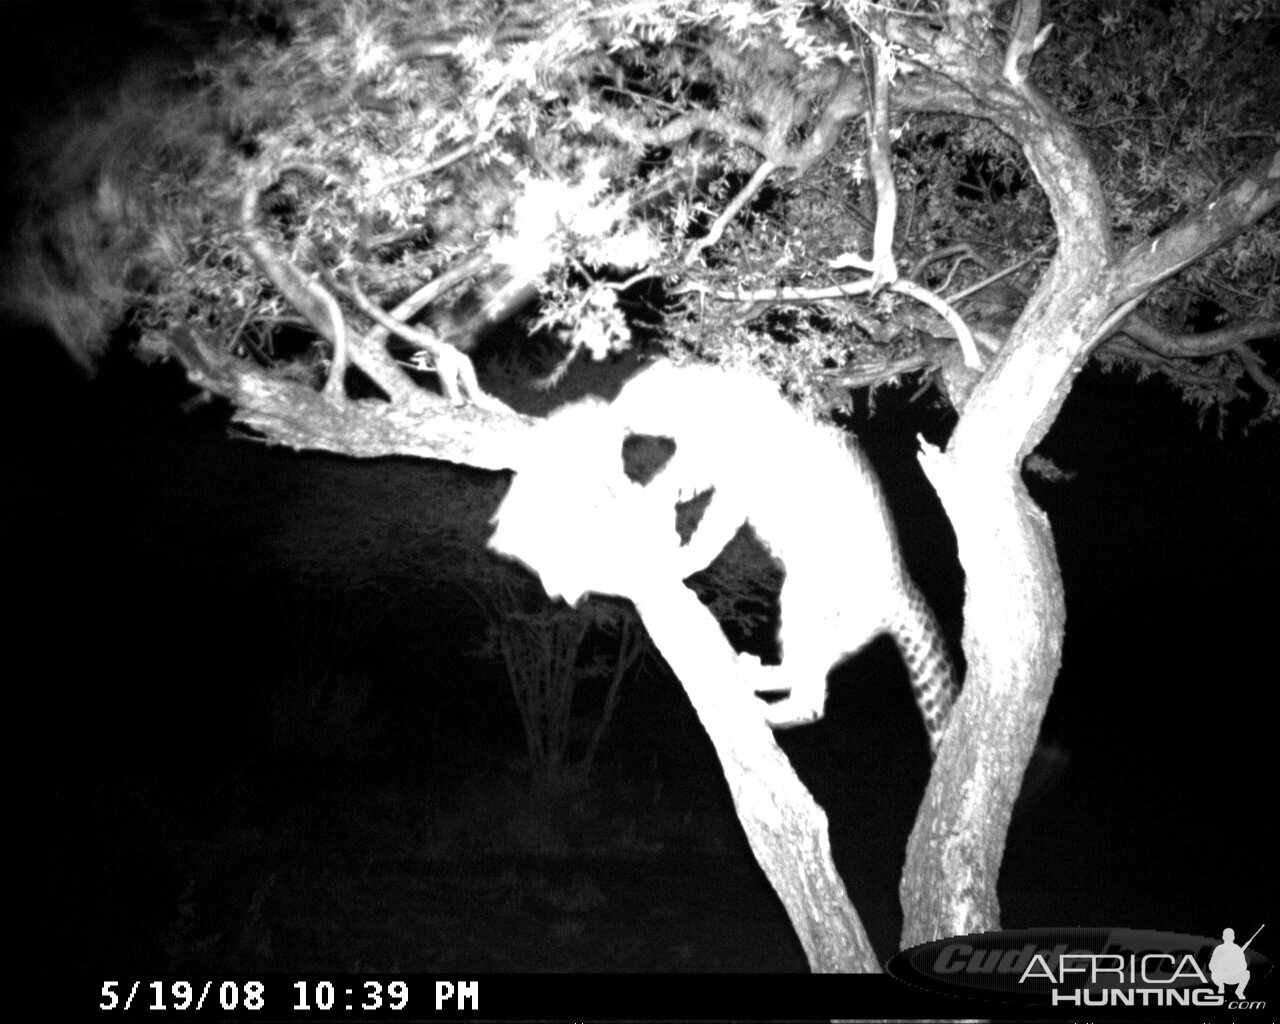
[890,25,1121,943]
[901,263,1112,944]
[902,428,1065,944]
[630,580,881,973]
[900,144,1280,944]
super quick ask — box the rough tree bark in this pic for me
[634,581,880,973]
[892,3,1280,946]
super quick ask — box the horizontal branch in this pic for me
[1103,334,1245,399]
[681,279,877,304]
[599,108,769,155]
[599,70,864,172]
[168,326,530,470]
[1116,313,1280,358]
[819,351,934,389]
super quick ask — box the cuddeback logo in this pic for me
[886,925,1271,1011]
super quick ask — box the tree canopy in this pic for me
[7,0,1276,430]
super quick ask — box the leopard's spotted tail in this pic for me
[886,579,958,757]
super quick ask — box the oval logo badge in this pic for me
[886,926,1271,1010]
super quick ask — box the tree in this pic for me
[7,0,1276,971]
[467,569,646,788]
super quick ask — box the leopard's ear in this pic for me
[609,359,681,434]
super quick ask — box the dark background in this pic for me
[9,330,1275,972]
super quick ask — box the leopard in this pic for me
[608,359,958,755]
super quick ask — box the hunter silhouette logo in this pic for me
[1211,925,1263,1000]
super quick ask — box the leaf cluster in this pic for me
[8,0,1276,424]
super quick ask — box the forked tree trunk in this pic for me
[899,239,1112,945]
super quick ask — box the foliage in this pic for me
[1040,1,1279,422]
[7,0,1275,424]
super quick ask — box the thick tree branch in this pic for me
[892,279,981,369]
[1107,149,1280,311]
[821,351,934,389]
[238,165,420,404]
[240,167,350,396]
[883,0,1109,947]
[236,154,539,411]
[1114,312,1280,358]
[684,279,877,304]
[599,109,770,156]
[1002,0,1052,86]
[168,326,530,469]
[334,272,511,413]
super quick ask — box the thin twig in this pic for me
[683,159,777,265]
